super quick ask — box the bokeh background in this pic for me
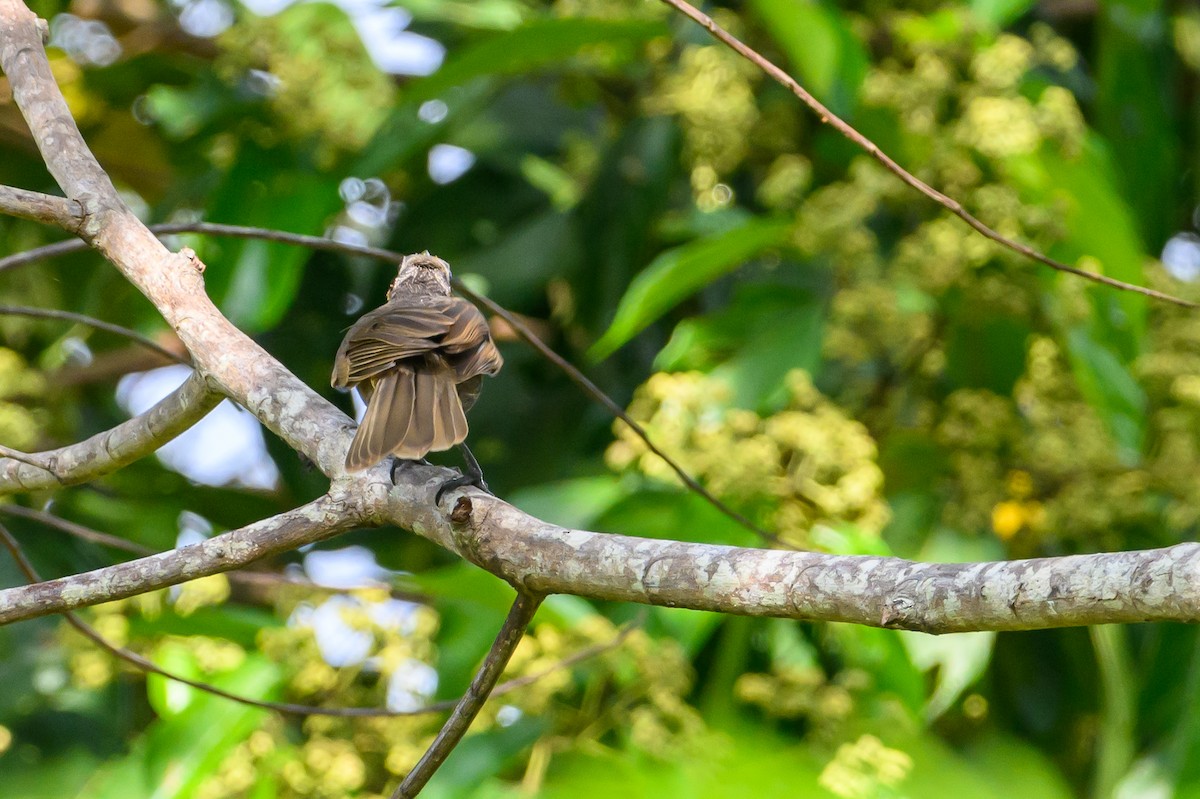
[2,0,1200,796]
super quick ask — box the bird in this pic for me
[331,251,502,502]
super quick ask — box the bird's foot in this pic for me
[390,457,429,485]
[435,470,490,506]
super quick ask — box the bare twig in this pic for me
[393,591,545,799]
[0,369,220,493]
[0,184,80,228]
[0,236,90,272]
[0,504,149,553]
[0,304,188,365]
[657,0,1198,309]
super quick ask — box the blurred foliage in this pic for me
[2,0,1200,797]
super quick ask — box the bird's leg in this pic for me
[390,456,429,485]
[435,443,491,505]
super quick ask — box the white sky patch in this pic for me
[387,658,438,712]
[116,365,280,490]
[1162,233,1200,282]
[496,705,522,727]
[428,144,476,184]
[304,545,393,589]
[418,99,449,124]
[235,0,444,76]
[290,596,374,667]
[178,0,236,38]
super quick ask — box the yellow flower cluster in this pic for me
[818,734,913,799]
[0,347,43,451]
[645,45,760,204]
[608,370,889,545]
[218,5,395,158]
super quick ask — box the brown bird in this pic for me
[332,252,502,500]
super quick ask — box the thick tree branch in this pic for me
[376,487,1200,634]
[1,0,1198,640]
[0,369,219,492]
[0,491,362,624]
[0,521,625,719]
[0,184,81,228]
[0,0,353,478]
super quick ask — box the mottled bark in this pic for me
[0,0,1198,638]
[0,492,362,624]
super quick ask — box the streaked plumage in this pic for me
[332,252,502,472]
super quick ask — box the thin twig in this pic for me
[393,591,545,798]
[0,504,148,553]
[0,222,782,545]
[0,237,89,272]
[0,304,188,365]
[657,0,1198,309]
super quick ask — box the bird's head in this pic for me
[388,251,452,300]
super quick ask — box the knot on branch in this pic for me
[179,247,205,274]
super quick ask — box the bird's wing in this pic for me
[331,305,452,388]
[441,297,504,381]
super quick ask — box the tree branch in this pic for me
[0,184,80,228]
[0,304,188,365]
[0,0,353,478]
[0,521,625,719]
[377,489,1200,634]
[0,491,362,624]
[1,0,1197,642]
[392,591,544,799]
[0,369,220,492]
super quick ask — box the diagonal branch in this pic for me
[0,369,220,492]
[657,0,1198,309]
[0,236,91,272]
[0,0,353,478]
[0,490,361,624]
[0,184,81,228]
[392,591,544,799]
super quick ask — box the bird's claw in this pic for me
[435,471,490,506]
[390,457,429,485]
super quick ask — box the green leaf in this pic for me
[969,0,1036,28]
[747,0,868,118]
[1095,0,1179,248]
[1011,138,1149,353]
[509,475,624,530]
[659,283,825,410]
[146,641,203,718]
[900,631,996,721]
[590,218,794,360]
[203,146,342,333]
[406,18,668,105]
[1064,327,1147,461]
[83,656,281,799]
[394,0,528,30]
